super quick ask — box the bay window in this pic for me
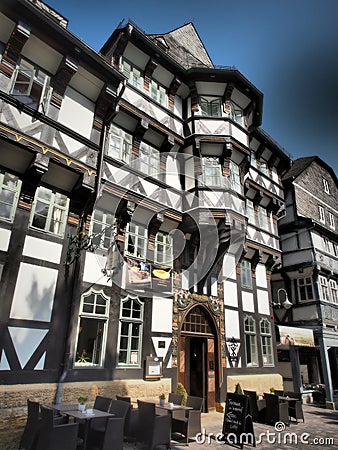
[297,277,314,301]
[154,231,173,267]
[202,157,222,187]
[122,60,142,90]
[107,125,132,164]
[90,209,116,250]
[124,222,147,259]
[150,79,167,107]
[199,96,222,117]
[319,275,330,302]
[230,161,241,193]
[258,206,269,231]
[139,142,160,178]
[0,171,22,222]
[246,200,255,224]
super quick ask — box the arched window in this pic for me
[244,315,258,367]
[260,319,274,366]
[74,289,110,367]
[117,295,144,367]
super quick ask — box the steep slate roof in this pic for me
[283,156,337,185]
[146,23,214,69]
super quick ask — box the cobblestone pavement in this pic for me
[1,404,337,450]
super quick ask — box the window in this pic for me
[225,100,244,126]
[150,79,167,107]
[319,275,330,302]
[241,260,252,289]
[328,212,335,230]
[107,125,132,164]
[122,60,142,90]
[117,295,144,366]
[258,206,269,231]
[297,277,314,301]
[246,200,255,225]
[202,157,222,187]
[29,186,69,237]
[260,319,274,366]
[90,209,116,250]
[259,160,269,176]
[199,96,222,117]
[318,205,325,224]
[322,178,330,194]
[230,161,241,193]
[0,171,22,222]
[139,142,160,178]
[124,222,147,259]
[330,280,338,303]
[10,57,50,112]
[74,289,110,367]
[244,316,258,367]
[154,232,173,267]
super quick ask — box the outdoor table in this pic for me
[50,406,114,449]
[49,403,78,412]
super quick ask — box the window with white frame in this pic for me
[117,295,144,367]
[29,186,69,237]
[323,237,331,253]
[0,171,22,222]
[318,205,325,224]
[139,142,160,178]
[122,60,142,90]
[229,101,244,126]
[244,316,258,367]
[154,231,173,267]
[319,275,330,302]
[259,160,269,176]
[258,206,269,231]
[322,178,330,194]
[260,319,274,366]
[10,57,51,112]
[150,79,167,107]
[90,209,116,250]
[124,222,147,259]
[328,212,335,230]
[297,277,314,301]
[107,125,132,164]
[246,200,256,224]
[74,289,110,367]
[241,260,252,289]
[202,157,222,187]
[230,161,241,193]
[199,96,222,117]
[330,280,338,303]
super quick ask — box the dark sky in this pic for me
[46,0,338,175]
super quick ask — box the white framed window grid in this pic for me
[241,260,252,289]
[74,289,110,367]
[10,57,51,113]
[322,178,330,194]
[117,295,144,367]
[258,206,269,231]
[330,280,338,303]
[244,315,258,367]
[328,212,335,230]
[230,161,241,193]
[260,319,274,366]
[0,171,22,222]
[319,275,330,302]
[318,205,325,224]
[150,79,168,107]
[90,209,116,250]
[200,96,222,117]
[29,186,69,237]
[246,200,256,224]
[122,60,142,90]
[202,157,222,187]
[154,231,173,267]
[107,125,132,164]
[124,222,148,259]
[139,142,160,178]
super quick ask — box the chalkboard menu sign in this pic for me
[222,393,254,448]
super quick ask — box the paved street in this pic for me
[1,403,337,450]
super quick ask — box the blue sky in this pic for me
[47,0,338,175]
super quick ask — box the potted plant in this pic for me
[270,387,275,394]
[78,396,88,412]
[159,393,166,407]
[176,382,188,406]
[234,383,244,395]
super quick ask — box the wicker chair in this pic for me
[171,396,203,444]
[168,393,184,405]
[36,406,79,450]
[264,393,289,426]
[284,392,304,423]
[18,399,40,450]
[137,400,171,450]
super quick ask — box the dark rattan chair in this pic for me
[137,400,171,450]
[263,393,289,426]
[93,396,112,411]
[171,396,203,444]
[243,390,260,422]
[36,406,79,450]
[18,399,40,450]
[284,392,304,423]
[168,393,184,405]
